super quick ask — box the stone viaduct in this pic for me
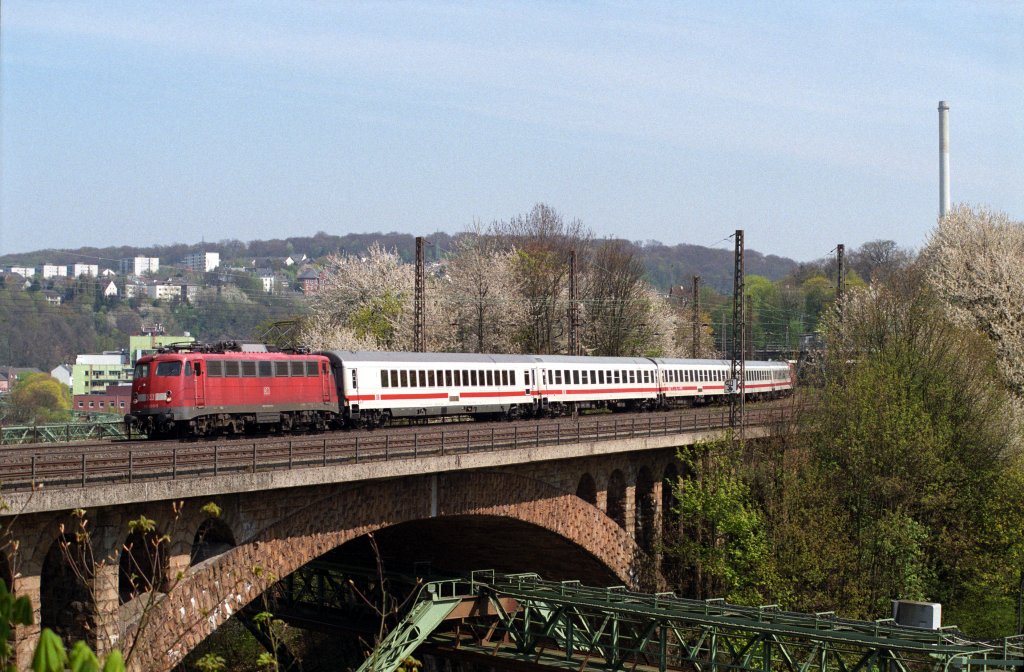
[0,415,780,670]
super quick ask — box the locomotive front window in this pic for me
[184,360,192,377]
[156,362,181,377]
[133,364,149,380]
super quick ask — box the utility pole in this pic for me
[414,236,425,352]
[745,294,754,359]
[729,230,745,441]
[836,243,845,318]
[691,275,701,359]
[568,250,580,356]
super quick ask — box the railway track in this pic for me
[0,402,798,494]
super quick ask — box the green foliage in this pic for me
[6,373,71,424]
[665,440,779,604]
[32,630,68,672]
[349,291,404,347]
[127,515,156,534]
[193,653,227,672]
[200,502,223,518]
[773,271,1021,629]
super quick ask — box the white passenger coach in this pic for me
[322,351,793,427]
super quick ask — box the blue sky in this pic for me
[1,1,1021,261]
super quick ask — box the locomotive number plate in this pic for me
[263,386,271,396]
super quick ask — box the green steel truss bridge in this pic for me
[0,416,127,445]
[274,565,1024,672]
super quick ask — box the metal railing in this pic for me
[0,418,128,445]
[0,407,791,493]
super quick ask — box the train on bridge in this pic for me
[125,343,793,438]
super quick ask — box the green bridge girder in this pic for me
[0,417,129,445]
[356,570,1024,672]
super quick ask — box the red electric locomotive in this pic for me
[125,342,339,438]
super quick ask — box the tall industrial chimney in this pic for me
[939,100,950,217]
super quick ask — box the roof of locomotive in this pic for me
[137,350,328,361]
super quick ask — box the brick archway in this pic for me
[124,471,644,670]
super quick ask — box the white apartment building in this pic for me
[7,266,35,277]
[147,283,183,301]
[120,256,160,276]
[42,264,68,279]
[181,252,220,272]
[69,263,99,277]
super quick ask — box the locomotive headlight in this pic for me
[165,390,172,403]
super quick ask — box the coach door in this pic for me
[192,360,206,407]
[538,367,548,408]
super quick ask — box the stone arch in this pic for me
[607,469,627,529]
[576,472,597,505]
[634,466,656,553]
[40,535,96,649]
[118,527,169,604]
[190,518,236,566]
[0,550,12,592]
[124,471,645,668]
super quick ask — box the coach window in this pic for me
[399,371,408,387]
[381,371,389,387]
[472,370,479,386]
[416,371,424,387]
[390,371,398,387]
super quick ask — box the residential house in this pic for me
[297,268,320,294]
[41,264,67,279]
[50,364,73,388]
[123,280,147,299]
[119,256,160,276]
[0,367,42,394]
[256,269,275,293]
[103,281,119,297]
[72,352,130,396]
[147,282,183,302]
[69,264,99,277]
[129,333,194,365]
[181,283,201,303]
[41,290,62,305]
[181,252,220,272]
[73,384,132,417]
